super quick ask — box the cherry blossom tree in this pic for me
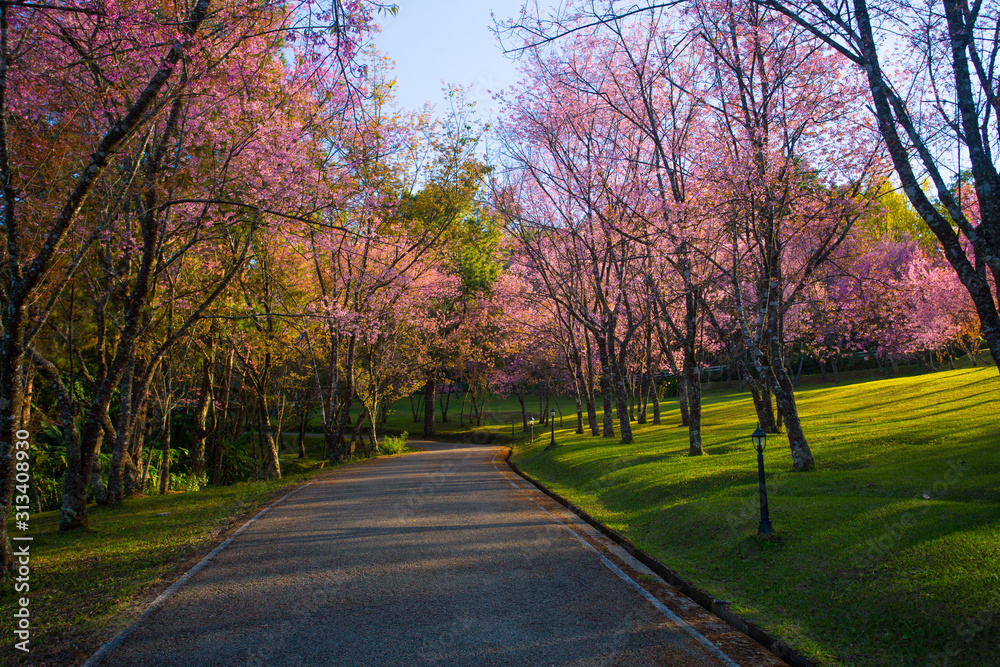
[754,0,1000,373]
[0,0,380,567]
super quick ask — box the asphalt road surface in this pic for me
[97,441,786,667]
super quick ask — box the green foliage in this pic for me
[863,180,939,253]
[657,375,679,398]
[450,209,504,295]
[33,424,69,510]
[380,430,409,455]
[279,457,326,476]
[218,433,257,484]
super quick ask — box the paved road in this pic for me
[99,442,785,667]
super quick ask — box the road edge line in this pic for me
[82,478,320,666]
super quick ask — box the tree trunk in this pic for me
[210,348,235,484]
[369,403,380,456]
[159,401,172,495]
[583,329,600,436]
[122,382,151,497]
[139,405,154,492]
[652,379,661,425]
[516,392,528,431]
[438,379,451,422]
[255,384,281,480]
[458,384,468,428]
[611,332,633,444]
[105,355,136,505]
[422,373,435,437]
[351,408,368,456]
[597,332,615,438]
[637,371,648,425]
[329,335,356,462]
[297,403,308,459]
[574,385,584,435]
[746,367,778,433]
[91,424,108,505]
[191,344,214,480]
[542,382,551,426]
[683,278,702,456]
[678,375,690,426]
[684,361,702,456]
[770,364,814,471]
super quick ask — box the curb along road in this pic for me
[500,446,814,667]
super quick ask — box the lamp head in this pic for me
[751,427,767,453]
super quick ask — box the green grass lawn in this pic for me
[509,365,1000,666]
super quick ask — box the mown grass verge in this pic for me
[0,452,366,666]
[508,365,1000,666]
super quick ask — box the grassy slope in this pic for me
[510,366,1000,666]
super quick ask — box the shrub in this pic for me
[380,431,408,455]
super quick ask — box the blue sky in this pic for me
[374,0,534,120]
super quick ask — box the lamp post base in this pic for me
[757,519,773,536]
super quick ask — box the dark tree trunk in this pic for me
[210,348,235,484]
[422,372,435,437]
[351,408,368,456]
[652,379,661,425]
[516,392,528,431]
[159,402,172,495]
[744,358,777,433]
[91,423,108,505]
[191,343,214,479]
[583,329,600,436]
[105,355,136,505]
[678,375,691,426]
[438,380,451,422]
[329,334,357,462]
[771,363,814,471]
[597,332,615,438]
[683,273,702,456]
[254,380,281,479]
[297,403,308,459]
[611,331,633,444]
[123,379,151,498]
[684,361,702,456]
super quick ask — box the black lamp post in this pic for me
[529,417,534,442]
[751,427,773,536]
[546,409,557,450]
